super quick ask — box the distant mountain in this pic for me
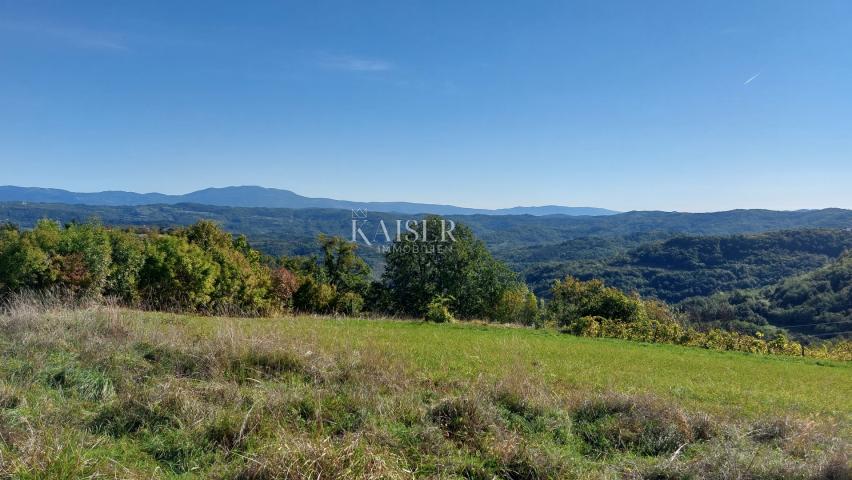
[0,186,618,216]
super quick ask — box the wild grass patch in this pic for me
[0,306,847,478]
[571,393,710,457]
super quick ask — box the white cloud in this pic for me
[317,53,393,72]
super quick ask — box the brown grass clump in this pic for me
[634,420,851,480]
[572,393,708,456]
[232,433,408,480]
[488,430,568,480]
[427,395,497,444]
[0,383,20,410]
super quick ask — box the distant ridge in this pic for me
[0,186,618,217]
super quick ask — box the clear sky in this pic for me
[1,1,850,212]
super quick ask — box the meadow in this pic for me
[0,304,849,479]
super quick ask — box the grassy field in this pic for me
[0,306,849,479]
[228,316,851,420]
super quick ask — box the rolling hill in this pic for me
[520,229,852,302]
[0,185,618,216]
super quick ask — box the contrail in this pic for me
[744,72,761,85]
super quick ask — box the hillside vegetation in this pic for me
[522,229,852,302]
[521,230,852,338]
[683,252,852,337]
[2,202,852,259]
[0,305,848,479]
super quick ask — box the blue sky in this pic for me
[1,1,850,212]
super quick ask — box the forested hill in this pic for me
[756,252,852,336]
[521,229,852,303]
[682,253,852,338]
[1,202,851,257]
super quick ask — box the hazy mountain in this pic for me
[0,186,618,216]
[2,202,851,255]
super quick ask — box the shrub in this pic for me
[493,285,540,326]
[293,277,337,313]
[382,216,518,319]
[55,222,112,297]
[270,266,299,309]
[104,229,145,304]
[334,291,364,316]
[549,276,644,327]
[139,235,219,311]
[425,295,455,323]
[565,315,603,336]
[0,225,53,291]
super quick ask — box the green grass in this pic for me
[0,307,849,479]
[184,315,851,420]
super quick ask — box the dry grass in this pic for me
[0,298,848,479]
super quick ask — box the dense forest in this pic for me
[521,229,852,301]
[2,202,851,258]
[520,230,852,339]
[681,253,852,337]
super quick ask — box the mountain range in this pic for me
[0,186,618,216]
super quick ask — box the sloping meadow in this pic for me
[0,301,849,479]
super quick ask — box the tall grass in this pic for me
[0,296,848,479]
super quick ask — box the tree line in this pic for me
[1,217,849,361]
[0,217,537,323]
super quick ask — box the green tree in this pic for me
[549,277,643,327]
[139,235,219,311]
[104,229,146,303]
[382,216,517,319]
[55,222,112,297]
[493,284,540,326]
[0,226,51,291]
[318,235,371,296]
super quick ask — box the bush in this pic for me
[425,295,455,323]
[293,277,337,313]
[138,235,219,311]
[1,221,294,316]
[270,266,299,309]
[493,285,540,326]
[334,291,364,316]
[549,276,644,327]
[382,216,518,319]
[55,222,112,297]
[104,230,145,304]
[565,315,603,336]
